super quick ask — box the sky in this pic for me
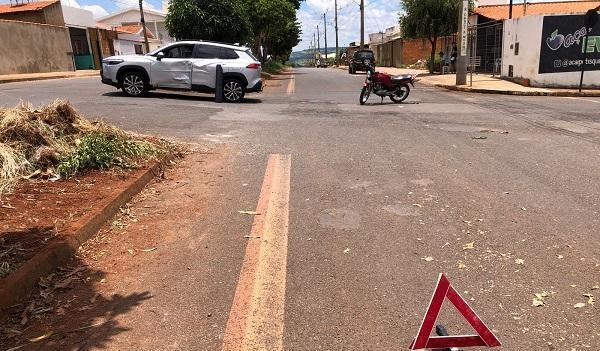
[0,0,587,51]
[295,0,401,51]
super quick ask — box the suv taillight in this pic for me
[246,63,261,69]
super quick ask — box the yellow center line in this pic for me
[220,154,291,351]
[286,75,296,95]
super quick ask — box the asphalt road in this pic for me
[1,70,599,350]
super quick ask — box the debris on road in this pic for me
[343,248,351,254]
[471,136,487,140]
[583,294,596,305]
[238,211,260,215]
[421,256,434,262]
[515,258,525,265]
[574,302,586,308]
[244,236,261,239]
[463,242,475,250]
[141,247,157,252]
[532,291,550,307]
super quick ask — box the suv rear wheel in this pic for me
[223,79,245,103]
[121,71,148,97]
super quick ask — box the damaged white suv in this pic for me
[100,41,263,103]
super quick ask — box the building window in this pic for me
[134,44,143,55]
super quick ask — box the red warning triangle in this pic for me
[409,274,501,350]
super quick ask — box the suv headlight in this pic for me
[102,59,124,65]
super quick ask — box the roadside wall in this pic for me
[503,14,600,87]
[0,20,73,74]
[375,36,454,67]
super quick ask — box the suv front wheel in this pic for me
[223,79,245,103]
[121,71,148,97]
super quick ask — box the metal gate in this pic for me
[469,21,503,74]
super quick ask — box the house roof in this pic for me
[0,0,58,14]
[115,24,155,39]
[97,6,165,22]
[474,0,600,20]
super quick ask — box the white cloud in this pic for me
[83,4,109,18]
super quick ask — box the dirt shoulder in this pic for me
[1,146,226,350]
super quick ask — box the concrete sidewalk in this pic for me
[0,70,99,84]
[336,65,600,97]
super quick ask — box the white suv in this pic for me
[101,41,263,103]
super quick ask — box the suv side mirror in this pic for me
[157,52,165,61]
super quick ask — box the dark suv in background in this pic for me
[348,49,374,74]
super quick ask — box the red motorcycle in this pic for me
[359,59,418,105]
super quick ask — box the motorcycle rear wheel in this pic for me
[390,84,410,103]
[359,87,371,105]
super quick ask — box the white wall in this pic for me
[98,9,174,44]
[503,15,600,87]
[62,6,95,28]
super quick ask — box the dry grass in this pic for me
[0,100,166,194]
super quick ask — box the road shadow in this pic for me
[102,91,262,104]
[0,255,152,351]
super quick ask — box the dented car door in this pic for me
[151,44,194,89]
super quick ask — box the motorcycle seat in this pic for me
[391,74,413,82]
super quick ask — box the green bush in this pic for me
[263,61,285,74]
[57,133,159,177]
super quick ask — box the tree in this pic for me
[399,0,465,73]
[165,0,251,43]
[244,0,300,63]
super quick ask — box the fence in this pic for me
[470,21,503,74]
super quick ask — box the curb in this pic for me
[436,84,600,97]
[0,72,99,84]
[0,154,172,316]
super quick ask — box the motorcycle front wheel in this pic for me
[359,87,371,105]
[390,84,410,103]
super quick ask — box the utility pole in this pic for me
[139,0,149,53]
[313,32,317,67]
[509,0,513,19]
[335,0,339,66]
[324,13,328,67]
[360,0,365,49]
[317,25,321,66]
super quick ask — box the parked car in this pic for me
[100,41,263,102]
[348,49,374,74]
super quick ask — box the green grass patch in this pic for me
[57,132,160,177]
[263,61,286,75]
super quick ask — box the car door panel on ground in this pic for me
[151,44,194,89]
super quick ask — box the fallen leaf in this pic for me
[343,248,351,254]
[127,249,135,255]
[557,255,564,259]
[472,136,487,140]
[412,204,423,208]
[583,294,596,305]
[244,236,261,239]
[592,284,599,290]
[515,258,525,265]
[421,256,434,262]
[463,242,475,250]
[458,261,467,269]
[521,207,527,211]
[574,302,586,308]
[142,248,157,252]
[532,298,545,307]
[28,331,53,342]
[441,242,450,248]
[238,211,260,215]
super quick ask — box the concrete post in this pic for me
[215,64,223,103]
[456,0,469,85]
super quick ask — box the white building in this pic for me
[97,7,174,54]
